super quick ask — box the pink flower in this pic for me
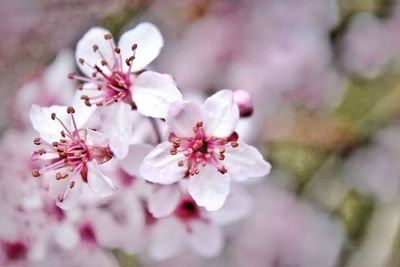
[30,105,116,209]
[140,90,271,211]
[70,22,182,159]
[147,185,251,261]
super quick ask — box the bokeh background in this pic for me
[2,0,400,266]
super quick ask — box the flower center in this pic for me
[69,34,138,107]
[31,107,112,189]
[169,121,239,176]
[4,241,28,261]
[174,197,200,221]
[79,223,97,245]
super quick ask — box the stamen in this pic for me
[32,169,40,177]
[33,138,41,145]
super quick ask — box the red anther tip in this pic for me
[104,33,113,40]
[32,169,40,177]
[33,138,41,145]
[67,106,75,114]
[68,72,75,79]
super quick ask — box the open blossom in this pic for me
[140,90,271,211]
[70,22,182,158]
[146,184,251,261]
[30,105,116,209]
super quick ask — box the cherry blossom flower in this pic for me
[30,105,116,209]
[140,90,271,211]
[70,22,182,159]
[146,185,251,261]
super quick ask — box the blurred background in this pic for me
[2,0,400,266]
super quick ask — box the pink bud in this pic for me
[234,90,253,117]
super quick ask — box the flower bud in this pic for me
[234,90,253,117]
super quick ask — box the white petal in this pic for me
[71,90,98,128]
[119,143,153,176]
[148,217,187,260]
[149,184,181,218]
[189,221,223,257]
[48,172,83,210]
[118,22,163,72]
[166,100,204,137]
[87,161,117,197]
[75,27,115,77]
[188,165,231,211]
[202,90,239,137]
[209,184,252,226]
[140,142,186,184]
[132,71,182,118]
[85,128,109,147]
[43,50,76,101]
[30,104,70,143]
[224,143,271,181]
[101,102,136,159]
[54,223,80,250]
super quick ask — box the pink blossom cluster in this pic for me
[0,22,275,266]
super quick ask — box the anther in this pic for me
[218,166,227,174]
[32,169,40,177]
[33,138,41,145]
[178,160,184,167]
[104,33,113,40]
[231,142,239,148]
[69,181,75,189]
[68,72,75,79]
[79,58,85,65]
[101,59,107,66]
[196,121,203,127]
[114,47,120,53]
[131,44,138,50]
[67,106,75,114]
[51,113,56,120]
[170,148,177,155]
[92,44,99,52]
[56,173,62,180]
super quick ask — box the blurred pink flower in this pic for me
[146,185,251,261]
[229,181,344,267]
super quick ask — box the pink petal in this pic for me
[224,142,271,181]
[202,90,239,137]
[87,161,117,197]
[140,142,186,185]
[118,22,164,72]
[188,165,231,211]
[75,27,115,77]
[189,221,223,257]
[119,143,153,176]
[166,100,204,137]
[148,217,187,260]
[149,184,181,218]
[132,71,182,118]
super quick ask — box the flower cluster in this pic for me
[22,22,272,263]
